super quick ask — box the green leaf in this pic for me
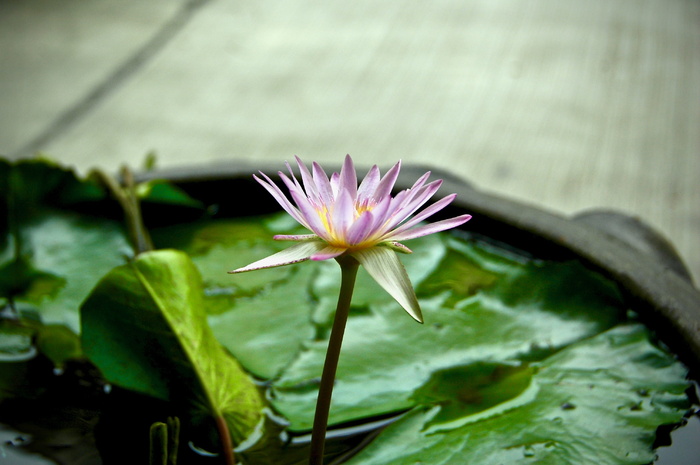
[0,158,127,332]
[151,216,301,298]
[410,362,535,430]
[137,179,204,209]
[344,324,689,465]
[140,212,688,462]
[35,324,82,368]
[0,257,66,303]
[152,216,319,379]
[80,249,266,444]
[8,211,130,332]
[208,264,318,379]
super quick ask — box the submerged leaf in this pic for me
[80,250,265,444]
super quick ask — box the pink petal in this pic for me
[284,161,304,192]
[346,210,374,245]
[368,194,394,234]
[254,173,309,229]
[387,193,457,237]
[394,170,430,206]
[294,156,321,204]
[401,179,443,213]
[332,188,355,237]
[385,180,443,230]
[311,245,347,261]
[312,161,334,204]
[228,241,327,273]
[373,160,402,200]
[387,215,472,242]
[351,247,423,323]
[337,154,358,200]
[289,189,329,239]
[278,171,309,205]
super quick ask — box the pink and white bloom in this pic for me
[229,155,471,323]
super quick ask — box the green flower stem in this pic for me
[309,256,360,465]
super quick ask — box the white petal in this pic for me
[383,241,413,254]
[330,172,340,197]
[228,241,327,273]
[273,234,319,241]
[352,247,423,323]
[311,245,347,261]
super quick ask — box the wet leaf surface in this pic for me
[344,324,690,465]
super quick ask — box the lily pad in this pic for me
[0,159,129,332]
[344,323,690,465]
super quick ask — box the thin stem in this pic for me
[120,166,155,254]
[215,415,235,465]
[92,167,154,255]
[309,256,360,465]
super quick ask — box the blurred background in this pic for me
[1,0,698,281]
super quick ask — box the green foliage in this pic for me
[137,179,205,209]
[80,250,266,444]
[270,235,626,430]
[0,158,692,464]
[153,213,690,464]
[344,324,689,465]
[0,159,129,332]
[35,324,82,368]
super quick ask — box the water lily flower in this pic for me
[229,155,471,323]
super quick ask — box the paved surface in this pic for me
[1,0,698,281]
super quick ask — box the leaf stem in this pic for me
[215,415,235,465]
[92,166,154,255]
[309,256,360,465]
